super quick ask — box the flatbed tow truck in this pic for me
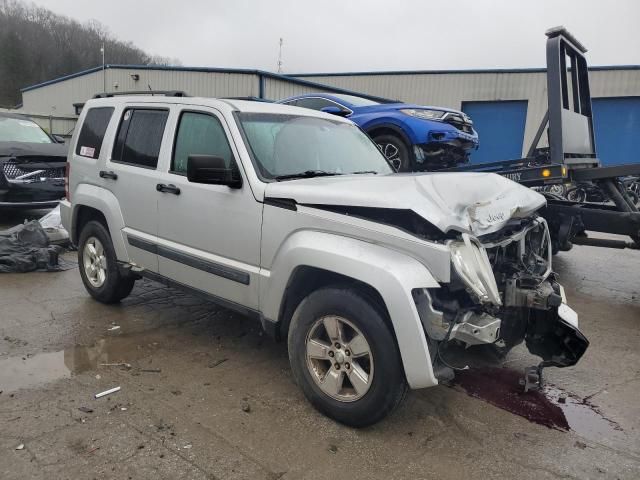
[447,27,640,252]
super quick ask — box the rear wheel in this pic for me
[78,220,135,304]
[372,134,411,172]
[287,287,407,427]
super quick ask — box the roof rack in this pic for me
[92,90,188,99]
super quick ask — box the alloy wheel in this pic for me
[305,315,374,402]
[82,236,107,288]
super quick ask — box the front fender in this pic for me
[262,230,440,389]
[70,183,129,261]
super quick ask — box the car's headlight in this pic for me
[400,108,445,120]
[449,234,502,305]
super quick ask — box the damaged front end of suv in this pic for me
[267,170,589,392]
[417,215,588,390]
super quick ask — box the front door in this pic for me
[156,107,262,309]
[104,106,171,272]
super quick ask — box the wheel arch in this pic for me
[261,230,440,389]
[365,123,413,148]
[70,184,129,261]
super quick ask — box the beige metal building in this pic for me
[14,64,640,164]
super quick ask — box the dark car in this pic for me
[278,93,478,171]
[0,112,67,208]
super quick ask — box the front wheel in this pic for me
[78,220,135,304]
[287,287,407,427]
[372,134,411,172]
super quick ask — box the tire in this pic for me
[372,134,411,172]
[77,220,135,304]
[287,286,408,427]
[566,187,587,203]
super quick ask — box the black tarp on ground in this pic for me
[0,220,68,272]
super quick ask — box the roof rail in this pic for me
[92,90,188,99]
[222,96,274,103]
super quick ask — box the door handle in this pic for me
[156,183,181,195]
[99,170,118,180]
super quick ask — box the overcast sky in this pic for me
[33,0,640,73]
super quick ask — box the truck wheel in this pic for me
[373,134,411,172]
[78,220,135,304]
[287,287,408,427]
[566,187,587,203]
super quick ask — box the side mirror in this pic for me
[321,106,350,117]
[187,155,242,188]
[52,134,66,143]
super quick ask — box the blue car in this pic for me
[278,93,478,171]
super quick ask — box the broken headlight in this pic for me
[449,233,502,306]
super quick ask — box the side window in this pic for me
[172,111,233,174]
[281,99,298,107]
[75,107,114,159]
[112,108,169,169]
[295,98,337,111]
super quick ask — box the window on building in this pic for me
[112,109,169,168]
[75,107,114,159]
[171,111,233,174]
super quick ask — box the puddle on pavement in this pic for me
[452,367,622,442]
[0,335,155,393]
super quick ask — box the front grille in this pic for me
[443,115,474,134]
[2,160,64,181]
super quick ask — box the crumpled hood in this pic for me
[0,141,68,159]
[265,172,546,236]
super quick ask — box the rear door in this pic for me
[103,106,171,272]
[155,106,262,309]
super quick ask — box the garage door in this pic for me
[592,97,640,166]
[462,100,528,164]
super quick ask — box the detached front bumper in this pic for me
[525,288,589,369]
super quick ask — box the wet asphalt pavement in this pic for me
[0,209,639,479]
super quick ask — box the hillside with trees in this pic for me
[0,0,175,106]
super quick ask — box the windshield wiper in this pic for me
[274,170,343,181]
[351,170,378,175]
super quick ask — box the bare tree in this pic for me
[0,0,175,106]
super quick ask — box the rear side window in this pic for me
[75,107,114,159]
[172,112,233,174]
[112,108,169,168]
[295,98,338,111]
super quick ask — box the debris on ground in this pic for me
[99,362,131,370]
[241,402,251,413]
[15,443,24,450]
[140,368,161,373]
[183,444,192,449]
[328,444,338,454]
[0,221,72,273]
[94,386,121,399]
[38,205,69,245]
[107,325,121,332]
[78,406,94,413]
[208,358,228,368]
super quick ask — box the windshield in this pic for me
[330,94,381,107]
[0,116,53,143]
[237,113,392,180]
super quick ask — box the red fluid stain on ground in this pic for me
[453,367,622,441]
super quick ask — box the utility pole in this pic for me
[277,38,283,74]
[101,42,105,93]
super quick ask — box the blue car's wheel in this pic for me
[373,134,411,172]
